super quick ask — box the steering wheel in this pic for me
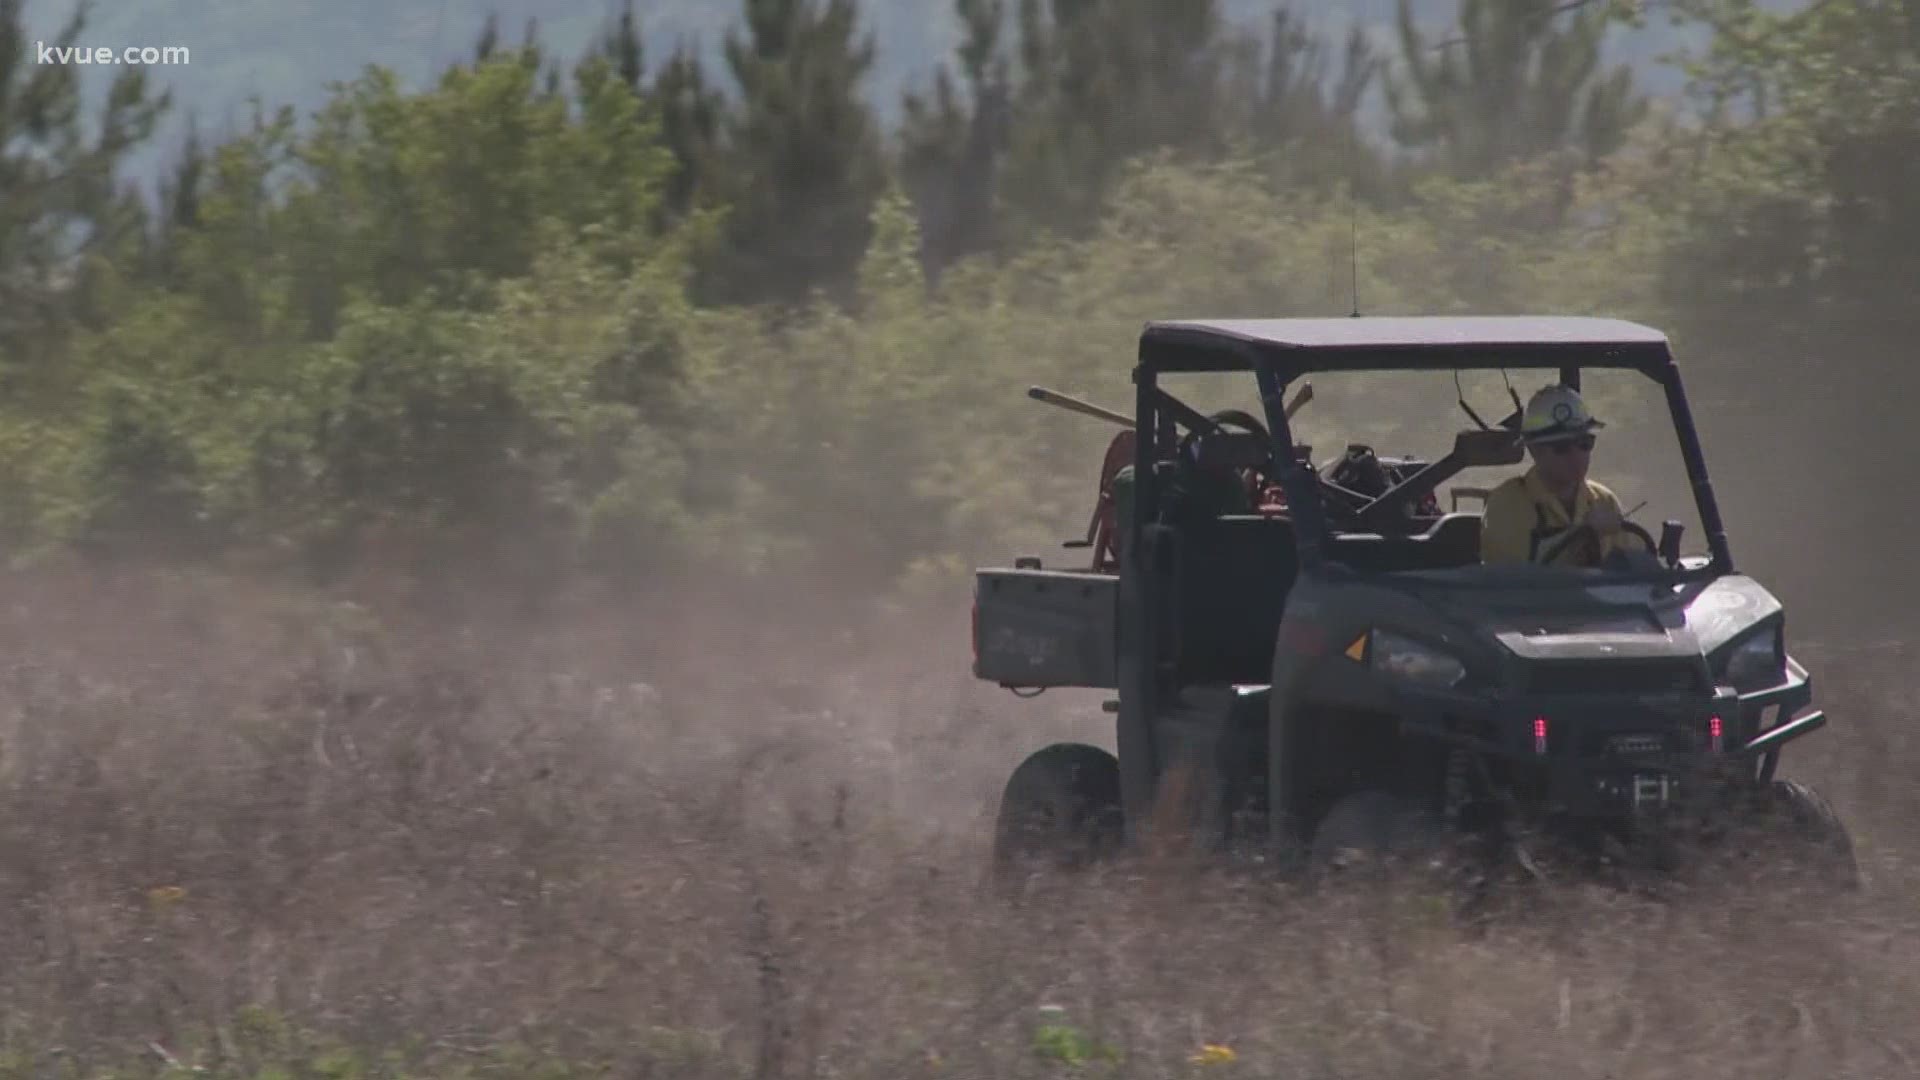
[1176,409,1273,473]
[1559,518,1664,570]
[1199,408,1269,443]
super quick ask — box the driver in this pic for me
[1479,384,1648,567]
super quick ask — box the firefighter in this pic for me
[1479,384,1649,567]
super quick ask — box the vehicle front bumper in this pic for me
[1393,660,1824,817]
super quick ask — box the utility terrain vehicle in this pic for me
[973,316,1854,887]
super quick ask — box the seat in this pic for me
[1327,512,1485,572]
[1153,513,1483,688]
[1167,514,1300,685]
[1424,513,1485,565]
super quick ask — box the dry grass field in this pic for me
[0,556,1914,1080]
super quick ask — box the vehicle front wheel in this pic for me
[1308,789,1446,876]
[1702,778,1861,892]
[1750,778,1861,890]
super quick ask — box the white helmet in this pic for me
[1521,384,1604,444]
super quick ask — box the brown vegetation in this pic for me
[0,558,1913,1079]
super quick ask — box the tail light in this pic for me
[1708,714,1724,753]
[1533,715,1549,755]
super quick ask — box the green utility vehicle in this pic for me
[973,317,1854,886]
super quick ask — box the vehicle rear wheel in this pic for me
[992,743,1124,883]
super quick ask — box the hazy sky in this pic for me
[20,0,1789,189]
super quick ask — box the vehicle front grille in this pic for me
[1606,732,1669,756]
[1524,659,1705,695]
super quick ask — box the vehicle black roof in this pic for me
[1139,315,1675,375]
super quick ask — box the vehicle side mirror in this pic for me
[1659,520,1684,565]
[1451,429,1525,468]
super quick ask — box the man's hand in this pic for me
[1583,501,1623,535]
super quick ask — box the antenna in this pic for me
[1347,124,1361,318]
[1349,191,1360,318]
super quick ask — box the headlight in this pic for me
[1717,625,1784,692]
[1371,629,1467,689]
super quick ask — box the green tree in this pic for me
[997,0,1231,234]
[1219,8,1387,197]
[898,0,1012,278]
[652,46,727,221]
[18,42,698,569]
[144,118,206,281]
[270,49,674,337]
[1589,0,1920,625]
[0,0,167,368]
[1661,0,1920,346]
[1384,0,1649,177]
[595,0,646,92]
[698,0,888,308]
[582,0,726,221]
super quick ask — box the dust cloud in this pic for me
[0,405,1916,1080]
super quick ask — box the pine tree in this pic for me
[653,46,725,220]
[162,121,206,234]
[700,0,887,307]
[580,0,726,223]
[898,0,1012,277]
[598,0,645,94]
[996,0,1229,235]
[474,12,500,63]
[0,0,167,363]
[1384,0,1648,176]
[1221,9,1385,195]
[140,117,205,282]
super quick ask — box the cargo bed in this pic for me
[972,567,1119,689]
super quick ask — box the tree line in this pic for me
[0,0,1914,593]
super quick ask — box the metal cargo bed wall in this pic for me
[973,568,1120,689]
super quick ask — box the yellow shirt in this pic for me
[1479,467,1640,567]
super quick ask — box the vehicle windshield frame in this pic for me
[1254,358,1730,584]
[1130,323,1733,583]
